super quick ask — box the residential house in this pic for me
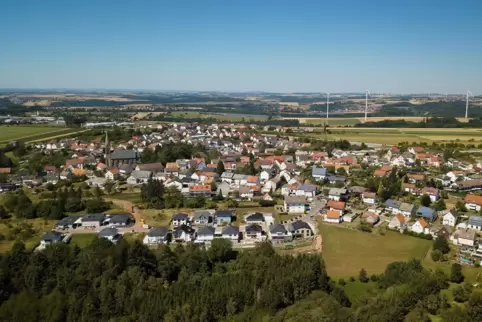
[388,214,407,230]
[222,226,240,241]
[361,212,380,226]
[173,225,195,242]
[284,196,308,213]
[467,215,482,231]
[259,170,271,182]
[189,185,212,197]
[328,188,348,201]
[196,226,215,243]
[416,206,437,222]
[172,213,190,227]
[312,167,327,180]
[327,200,346,213]
[397,203,416,218]
[216,181,230,198]
[269,224,292,241]
[401,183,415,193]
[107,214,131,227]
[127,170,152,185]
[289,220,314,238]
[98,227,121,242]
[143,227,170,245]
[215,210,234,225]
[411,218,429,234]
[362,192,377,205]
[239,185,254,200]
[105,168,120,180]
[263,193,273,201]
[384,199,400,213]
[450,228,476,246]
[136,162,165,173]
[40,231,63,246]
[442,210,459,227]
[464,194,482,211]
[324,210,342,224]
[81,213,106,228]
[421,187,439,202]
[326,175,346,184]
[245,212,266,224]
[55,216,81,230]
[245,224,264,240]
[193,210,213,225]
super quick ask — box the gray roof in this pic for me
[172,213,189,221]
[194,210,212,220]
[222,225,239,235]
[110,149,139,160]
[284,196,307,204]
[455,228,476,240]
[147,227,169,237]
[290,220,311,231]
[98,227,118,237]
[399,203,415,212]
[129,170,152,179]
[468,215,482,227]
[215,210,234,218]
[245,212,265,222]
[329,188,347,195]
[270,224,288,234]
[56,216,81,226]
[245,224,263,233]
[41,231,63,241]
[109,214,131,224]
[137,163,164,171]
[82,213,106,222]
[197,226,215,236]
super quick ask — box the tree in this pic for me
[216,160,225,175]
[208,238,235,263]
[433,198,446,211]
[467,290,482,322]
[452,283,473,302]
[404,306,431,322]
[104,181,115,194]
[441,306,471,322]
[433,236,450,254]
[431,250,442,262]
[455,201,467,212]
[450,263,464,283]
[359,268,369,283]
[420,194,431,207]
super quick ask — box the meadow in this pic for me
[0,126,80,144]
[169,111,268,121]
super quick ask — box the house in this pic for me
[269,224,292,241]
[172,213,190,227]
[215,210,234,224]
[216,181,230,198]
[284,196,308,213]
[136,162,165,173]
[464,194,482,211]
[107,214,131,227]
[173,225,195,242]
[40,231,63,246]
[55,216,81,230]
[388,215,407,230]
[442,210,459,227]
[143,227,170,245]
[416,206,437,222]
[312,167,327,180]
[324,210,342,224]
[401,183,415,193]
[421,187,439,202]
[361,212,380,226]
[81,213,106,228]
[384,199,400,213]
[362,192,377,205]
[189,185,212,197]
[193,210,213,225]
[411,218,429,234]
[259,170,271,182]
[245,224,264,240]
[98,227,120,242]
[467,215,482,230]
[451,228,476,246]
[105,168,120,180]
[397,203,416,218]
[196,226,215,243]
[289,220,314,238]
[245,212,265,224]
[327,200,345,213]
[326,175,346,184]
[127,170,152,185]
[328,188,348,201]
[263,193,273,201]
[222,225,240,241]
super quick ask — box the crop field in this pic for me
[298,116,473,126]
[319,224,431,277]
[169,111,268,121]
[298,118,361,125]
[0,126,80,144]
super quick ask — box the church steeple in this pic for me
[104,131,111,167]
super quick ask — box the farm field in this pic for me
[297,118,361,125]
[319,224,431,277]
[0,126,80,144]
[170,111,268,121]
[297,116,473,126]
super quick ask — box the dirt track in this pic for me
[105,198,147,232]
[281,234,323,255]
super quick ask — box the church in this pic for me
[104,132,141,167]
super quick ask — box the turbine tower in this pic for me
[466,90,473,119]
[326,92,330,119]
[365,90,370,121]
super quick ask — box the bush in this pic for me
[452,283,473,302]
[349,276,355,282]
[338,278,346,286]
[259,200,276,207]
[450,263,464,283]
[402,229,433,240]
[431,250,442,262]
[370,274,378,282]
[359,268,369,283]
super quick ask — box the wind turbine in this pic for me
[365,90,370,121]
[326,92,330,119]
[465,90,473,119]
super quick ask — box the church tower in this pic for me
[105,131,111,167]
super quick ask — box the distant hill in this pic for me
[376,101,482,117]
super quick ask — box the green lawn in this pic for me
[70,234,97,248]
[343,281,378,307]
[303,118,361,125]
[319,223,431,277]
[0,126,78,144]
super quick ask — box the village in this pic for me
[1,122,482,264]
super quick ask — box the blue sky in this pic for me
[1,0,481,93]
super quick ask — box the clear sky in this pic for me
[1,0,481,93]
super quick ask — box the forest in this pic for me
[0,238,480,322]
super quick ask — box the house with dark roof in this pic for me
[108,149,140,167]
[288,220,313,238]
[193,210,213,225]
[468,215,482,231]
[215,210,234,224]
[40,231,63,245]
[173,225,195,242]
[416,206,437,222]
[127,170,152,185]
[245,212,265,224]
[81,213,106,228]
[284,196,308,213]
[172,213,190,227]
[245,224,264,240]
[107,214,131,227]
[143,227,170,245]
[269,224,292,241]
[312,167,327,180]
[196,226,215,242]
[136,162,165,173]
[222,225,240,241]
[55,216,81,229]
[98,227,121,242]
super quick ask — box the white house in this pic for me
[388,215,406,230]
[196,226,215,243]
[362,192,377,205]
[143,227,169,245]
[328,188,347,201]
[221,226,239,241]
[442,210,458,227]
[467,215,482,231]
[465,194,482,212]
[450,228,476,247]
[324,210,342,224]
[172,213,190,227]
[260,170,271,182]
[411,218,429,234]
[284,196,307,213]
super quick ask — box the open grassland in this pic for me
[0,218,56,253]
[297,116,473,126]
[296,118,361,125]
[319,224,431,277]
[170,111,268,121]
[0,126,80,144]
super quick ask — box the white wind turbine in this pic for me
[365,90,371,121]
[326,92,330,119]
[465,90,473,118]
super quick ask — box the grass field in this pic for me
[0,218,56,253]
[319,224,431,277]
[169,111,268,121]
[298,118,361,125]
[297,116,473,126]
[70,234,97,247]
[0,126,80,144]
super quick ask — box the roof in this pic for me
[417,206,435,215]
[245,224,263,233]
[395,214,406,224]
[284,196,307,204]
[222,225,239,235]
[147,227,169,237]
[109,214,131,223]
[98,227,118,237]
[465,194,482,205]
[327,200,346,210]
[137,163,164,171]
[56,216,81,226]
[41,231,63,241]
[326,175,346,182]
[194,210,213,219]
[328,188,347,195]
[363,192,376,198]
[326,210,341,219]
[384,199,400,209]
[215,210,234,218]
[110,149,139,160]
[312,167,327,176]
[172,213,189,221]
[399,202,415,212]
[468,215,482,227]
[417,218,428,228]
[455,228,476,240]
[189,185,211,192]
[270,223,288,234]
[245,212,265,222]
[130,170,152,179]
[82,213,106,222]
[290,220,311,231]
[197,226,215,236]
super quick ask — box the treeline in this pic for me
[0,240,336,321]
[148,114,300,126]
[141,143,207,164]
[377,101,482,118]
[356,117,482,128]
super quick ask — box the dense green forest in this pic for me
[356,117,482,128]
[0,238,480,321]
